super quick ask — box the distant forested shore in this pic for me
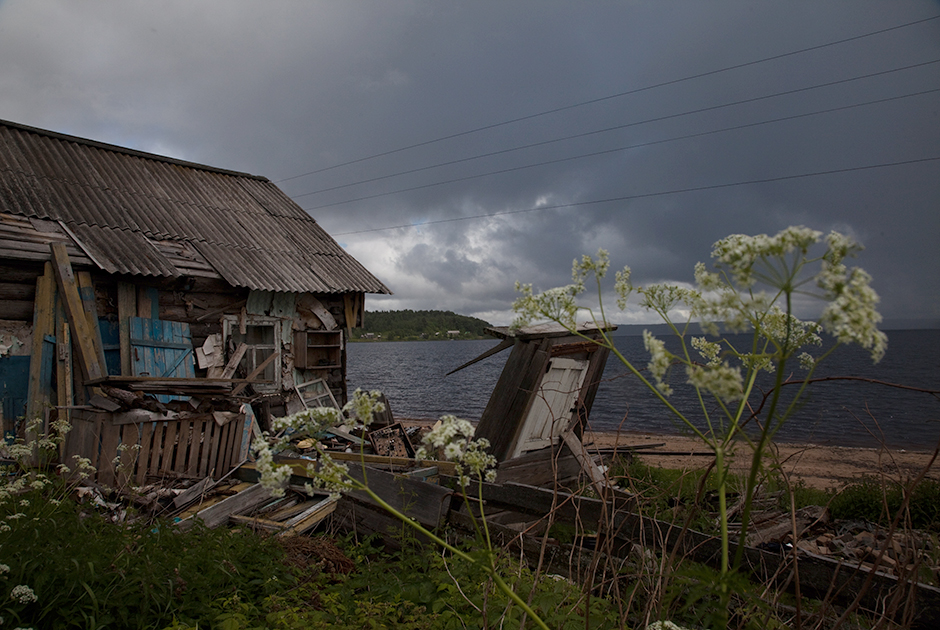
[350,309,493,341]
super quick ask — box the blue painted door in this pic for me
[129,317,194,402]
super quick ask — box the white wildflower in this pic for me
[0,563,9,574]
[643,331,673,396]
[421,416,496,488]
[613,267,632,310]
[252,443,292,498]
[690,336,721,367]
[799,352,816,370]
[819,266,887,362]
[10,584,36,604]
[512,282,581,330]
[686,363,744,402]
[343,389,385,428]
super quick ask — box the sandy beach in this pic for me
[584,430,940,490]
[401,418,938,490]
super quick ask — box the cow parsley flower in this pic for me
[343,388,385,429]
[253,443,292,497]
[417,416,496,487]
[10,584,37,604]
[686,363,744,403]
[643,331,673,396]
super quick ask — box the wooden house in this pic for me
[0,118,390,484]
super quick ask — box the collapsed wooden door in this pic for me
[510,357,588,459]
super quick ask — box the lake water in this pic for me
[347,329,940,450]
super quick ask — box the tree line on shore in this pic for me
[350,309,492,341]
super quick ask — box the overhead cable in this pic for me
[276,14,940,184]
[332,156,940,236]
[292,59,940,201]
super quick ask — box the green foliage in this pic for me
[0,483,287,629]
[351,309,492,340]
[830,477,940,529]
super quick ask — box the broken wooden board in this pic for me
[444,479,940,630]
[181,483,274,529]
[50,243,104,381]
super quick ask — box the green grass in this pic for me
[612,455,940,531]
[0,482,622,630]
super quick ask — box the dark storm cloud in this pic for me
[1,0,937,326]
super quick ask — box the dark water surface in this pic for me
[347,330,940,450]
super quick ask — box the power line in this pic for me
[303,85,940,212]
[276,13,940,185]
[332,156,940,236]
[292,59,940,201]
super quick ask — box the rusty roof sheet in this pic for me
[0,119,391,294]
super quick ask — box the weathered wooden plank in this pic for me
[187,418,206,476]
[205,419,222,478]
[0,282,36,301]
[279,495,339,536]
[97,422,121,487]
[238,405,255,461]
[159,421,178,475]
[199,419,216,477]
[346,464,452,530]
[26,263,56,427]
[494,443,582,487]
[0,299,36,321]
[217,418,233,475]
[49,244,103,381]
[117,423,141,487]
[55,295,73,448]
[146,421,166,479]
[117,281,135,376]
[76,271,107,374]
[135,422,153,485]
[220,343,248,379]
[561,429,608,493]
[137,286,159,320]
[174,421,192,472]
[229,351,277,396]
[173,476,217,510]
[187,483,273,529]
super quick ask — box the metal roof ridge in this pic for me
[0,118,269,182]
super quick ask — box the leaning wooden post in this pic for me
[49,244,104,383]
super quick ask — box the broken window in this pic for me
[222,315,281,393]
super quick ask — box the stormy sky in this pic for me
[1,1,938,327]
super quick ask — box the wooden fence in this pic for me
[63,409,253,487]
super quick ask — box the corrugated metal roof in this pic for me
[0,119,391,294]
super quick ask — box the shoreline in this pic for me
[399,418,938,490]
[587,430,940,490]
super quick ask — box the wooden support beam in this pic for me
[49,244,104,382]
[561,428,609,494]
[27,263,56,436]
[55,295,73,459]
[117,282,136,376]
[77,271,107,374]
[137,286,159,319]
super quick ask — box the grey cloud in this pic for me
[0,0,937,326]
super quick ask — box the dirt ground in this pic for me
[584,430,940,490]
